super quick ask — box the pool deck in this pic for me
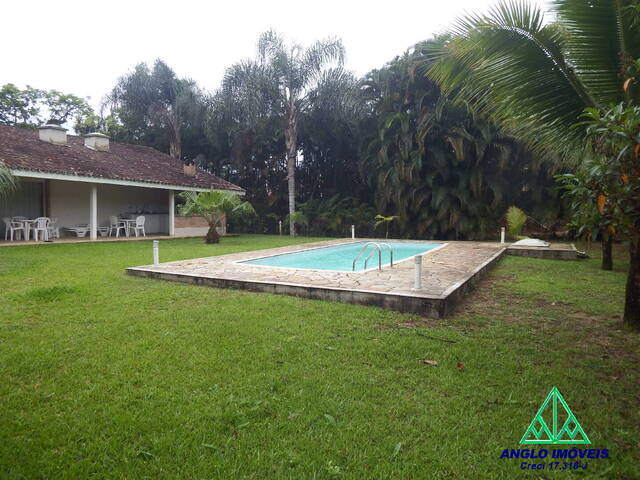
[506,242,579,260]
[127,239,507,318]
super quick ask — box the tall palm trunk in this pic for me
[624,239,640,330]
[168,111,182,160]
[285,102,299,236]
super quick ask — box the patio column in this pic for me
[168,190,175,236]
[90,184,97,240]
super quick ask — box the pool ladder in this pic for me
[352,242,394,271]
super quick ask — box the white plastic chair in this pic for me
[65,225,89,237]
[3,217,24,241]
[132,216,146,237]
[47,218,60,240]
[108,216,126,237]
[31,217,50,241]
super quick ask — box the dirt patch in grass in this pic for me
[451,261,640,369]
[393,318,442,329]
[451,273,535,326]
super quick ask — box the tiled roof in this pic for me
[0,124,244,192]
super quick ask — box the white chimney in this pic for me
[84,133,110,152]
[183,163,196,176]
[38,124,67,145]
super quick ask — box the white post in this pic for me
[152,240,159,265]
[89,184,97,240]
[500,227,506,244]
[278,220,282,236]
[351,224,355,239]
[413,255,423,290]
[168,190,175,236]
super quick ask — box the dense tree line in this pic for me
[0,35,560,241]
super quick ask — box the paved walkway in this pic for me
[0,234,207,247]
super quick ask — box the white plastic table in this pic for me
[122,219,137,237]
[18,219,36,241]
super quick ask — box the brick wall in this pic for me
[174,214,226,235]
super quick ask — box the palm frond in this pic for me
[506,205,527,237]
[0,162,17,199]
[178,190,255,224]
[300,38,345,87]
[257,30,285,63]
[552,0,640,105]
[425,0,599,158]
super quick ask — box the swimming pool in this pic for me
[239,241,445,272]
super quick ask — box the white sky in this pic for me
[1,0,548,110]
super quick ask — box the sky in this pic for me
[1,0,548,110]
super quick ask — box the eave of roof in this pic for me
[0,124,245,193]
[10,169,244,193]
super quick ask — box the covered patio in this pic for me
[1,175,179,241]
[0,124,244,242]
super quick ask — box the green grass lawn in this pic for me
[1,235,638,479]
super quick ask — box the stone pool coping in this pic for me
[506,242,579,260]
[127,239,508,318]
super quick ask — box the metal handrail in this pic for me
[352,241,395,271]
[352,242,380,271]
[377,242,394,267]
[363,247,382,270]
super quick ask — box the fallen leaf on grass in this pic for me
[456,362,465,371]
[392,442,402,458]
[420,359,438,366]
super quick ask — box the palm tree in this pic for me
[178,191,255,244]
[425,0,640,158]
[374,215,399,239]
[426,0,640,325]
[0,161,16,199]
[221,31,345,236]
[108,60,205,160]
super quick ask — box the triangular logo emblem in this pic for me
[520,387,590,444]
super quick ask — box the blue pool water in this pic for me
[240,241,444,272]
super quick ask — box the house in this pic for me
[0,124,244,240]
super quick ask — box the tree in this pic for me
[205,89,288,234]
[43,90,93,126]
[178,190,256,244]
[107,60,206,160]
[426,0,640,158]
[0,83,93,129]
[297,69,365,201]
[427,0,640,324]
[559,165,620,270]
[579,104,640,329]
[0,84,41,126]
[359,48,559,240]
[220,31,345,236]
[293,195,376,237]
